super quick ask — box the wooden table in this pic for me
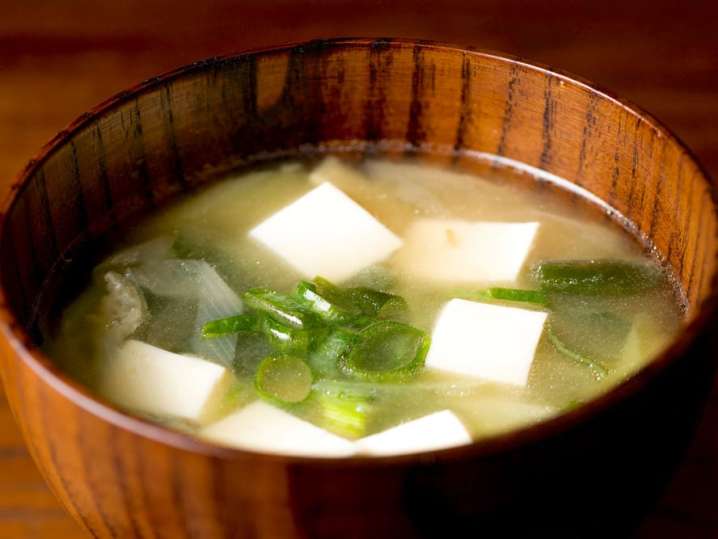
[1,1,716,537]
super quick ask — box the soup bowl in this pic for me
[0,38,716,538]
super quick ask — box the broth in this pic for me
[46,156,682,457]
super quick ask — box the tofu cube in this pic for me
[200,400,356,457]
[394,219,539,284]
[249,182,402,283]
[357,410,471,456]
[100,340,232,423]
[309,155,369,189]
[426,299,548,386]
[309,156,423,233]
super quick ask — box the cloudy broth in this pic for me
[46,156,682,456]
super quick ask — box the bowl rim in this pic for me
[1,36,717,466]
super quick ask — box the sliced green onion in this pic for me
[312,276,349,300]
[532,259,664,296]
[255,355,313,404]
[202,313,258,338]
[307,327,357,379]
[548,309,631,363]
[546,319,609,380]
[342,314,379,332]
[339,320,430,382]
[199,277,426,385]
[347,287,409,319]
[243,288,315,329]
[295,280,359,324]
[260,316,311,356]
[469,287,547,306]
[313,389,372,438]
[312,276,408,320]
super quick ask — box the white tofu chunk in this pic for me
[309,155,369,189]
[394,219,539,284]
[309,156,445,232]
[357,410,471,456]
[426,299,548,386]
[200,401,356,457]
[100,340,232,424]
[249,182,402,283]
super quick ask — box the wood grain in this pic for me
[0,2,716,538]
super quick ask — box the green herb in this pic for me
[243,288,315,329]
[204,277,429,393]
[260,316,311,356]
[532,259,664,296]
[201,313,258,338]
[255,355,313,404]
[307,327,357,379]
[299,277,409,323]
[469,287,547,306]
[295,280,359,324]
[548,309,631,364]
[339,320,430,382]
[313,388,372,438]
[312,276,350,300]
[546,319,609,380]
[347,287,409,320]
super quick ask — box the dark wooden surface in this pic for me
[0,2,716,537]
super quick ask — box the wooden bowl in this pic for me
[1,38,716,538]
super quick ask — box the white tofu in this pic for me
[357,410,471,456]
[426,299,548,386]
[308,156,423,233]
[99,340,232,424]
[249,182,402,283]
[309,155,368,189]
[200,400,356,457]
[394,219,539,284]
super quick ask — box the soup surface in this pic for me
[46,156,682,457]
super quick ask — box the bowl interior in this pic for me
[1,37,716,431]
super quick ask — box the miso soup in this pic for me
[46,156,682,457]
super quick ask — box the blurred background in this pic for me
[1,1,716,537]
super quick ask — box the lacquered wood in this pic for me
[0,38,717,538]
